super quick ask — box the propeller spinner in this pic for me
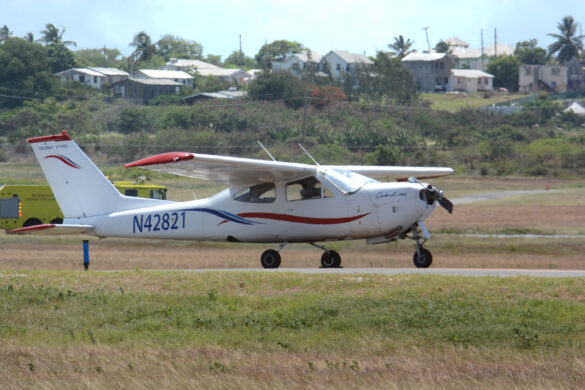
[409,177,454,214]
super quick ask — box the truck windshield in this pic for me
[319,168,378,195]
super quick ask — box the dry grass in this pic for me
[2,344,584,390]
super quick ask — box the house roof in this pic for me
[564,101,585,116]
[114,78,182,86]
[54,68,104,77]
[292,50,323,63]
[165,59,220,70]
[89,67,129,76]
[196,68,251,78]
[452,69,494,78]
[184,90,247,101]
[452,44,514,59]
[445,37,470,48]
[402,52,450,62]
[136,69,194,79]
[327,50,373,64]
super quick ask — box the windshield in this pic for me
[319,168,378,195]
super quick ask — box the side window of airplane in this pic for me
[286,176,322,201]
[233,183,276,203]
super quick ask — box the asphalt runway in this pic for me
[177,268,585,277]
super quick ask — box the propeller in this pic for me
[408,177,454,214]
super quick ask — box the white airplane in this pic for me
[9,131,454,268]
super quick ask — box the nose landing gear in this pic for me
[408,222,433,268]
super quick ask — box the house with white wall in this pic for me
[451,69,494,92]
[54,67,129,89]
[402,52,455,92]
[322,50,373,87]
[272,50,323,76]
[135,69,194,88]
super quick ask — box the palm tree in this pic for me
[388,35,415,58]
[0,25,12,43]
[129,31,157,62]
[39,23,76,47]
[547,15,584,63]
[24,32,34,42]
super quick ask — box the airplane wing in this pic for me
[325,166,454,181]
[7,224,94,235]
[125,152,317,186]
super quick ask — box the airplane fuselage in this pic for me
[78,181,434,244]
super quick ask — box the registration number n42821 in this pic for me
[133,212,186,233]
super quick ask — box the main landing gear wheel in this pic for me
[321,250,341,268]
[260,249,281,269]
[413,248,432,268]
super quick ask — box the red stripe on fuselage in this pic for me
[237,212,370,225]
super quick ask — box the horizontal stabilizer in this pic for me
[7,224,94,235]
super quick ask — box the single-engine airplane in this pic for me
[9,131,454,268]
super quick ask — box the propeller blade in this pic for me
[438,197,454,214]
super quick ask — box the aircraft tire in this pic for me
[50,218,63,224]
[260,249,281,269]
[413,248,432,268]
[321,251,341,268]
[23,218,42,227]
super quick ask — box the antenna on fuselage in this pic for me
[256,140,276,161]
[298,144,320,165]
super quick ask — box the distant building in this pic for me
[444,36,514,70]
[566,57,585,92]
[518,64,568,93]
[322,50,373,87]
[54,67,129,89]
[163,58,221,72]
[401,52,455,92]
[111,78,182,104]
[183,89,247,104]
[163,58,251,85]
[134,69,194,88]
[451,69,494,92]
[272,50,324,76]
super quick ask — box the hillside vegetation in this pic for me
[1,89,585,177]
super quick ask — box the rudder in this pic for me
[29,131,128,218]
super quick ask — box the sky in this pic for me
[3,0,585,61]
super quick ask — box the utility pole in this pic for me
[239,34,243,67]
[422,26,431,51]
[494,28,498,57]
[481,29,485,70]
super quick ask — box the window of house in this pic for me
[525,67,532,76]
[336,63,341,71]
[551,67,560,75]
[478,78,481,85]
[287,176,322,201]
[346,64,350,71]
[233,183,276,203]
[93,76,98,84]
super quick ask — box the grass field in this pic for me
[420,92,521,112]
[2,271,585,389]
[1,171,585,388]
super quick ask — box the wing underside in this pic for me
[124,152,454,185]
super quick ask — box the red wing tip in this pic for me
[125,152,194,168]
[28,133,72,143]
[7,224,56,233]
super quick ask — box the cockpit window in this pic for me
[286,176,322,201]
[233,183,275,203]
[319,168,377,195]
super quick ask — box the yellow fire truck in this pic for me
[0,182,167,230]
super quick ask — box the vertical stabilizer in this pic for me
[28,132,138,218]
